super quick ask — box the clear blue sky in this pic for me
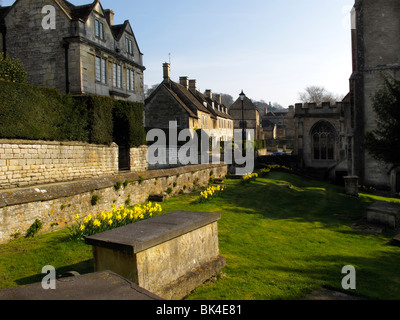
[3,0,355,107]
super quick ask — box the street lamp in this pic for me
[239,90,246,155]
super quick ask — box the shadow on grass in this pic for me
[266,251,400,300]
[15,259,94,287]
[222,173,373,228]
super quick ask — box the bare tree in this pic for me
[299,85,343,105]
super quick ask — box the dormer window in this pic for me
[95,19,104,40]
[126,37,133,55]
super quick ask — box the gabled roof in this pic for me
[145,82,197,118]
[111,20,143,55]
[190,90,233,120]
[169,81,210,115]
[145,79,213,118]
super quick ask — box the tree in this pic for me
[365,76,400,165]
[0,53,27,83]
[299,85,343,105]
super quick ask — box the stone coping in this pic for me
[0,163,227,208]
[0,271,163,300]
[85,211,221,254]
[0,138,118,147]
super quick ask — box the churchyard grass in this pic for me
[0,171,399,299]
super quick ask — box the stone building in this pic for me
[348,0,400,192]
[293,100,350,182]
[145,63,234,142]
[262,106,296,150]
[229,94,263,141]
[0,0,145,103]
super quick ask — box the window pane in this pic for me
[102,59,107,84]
[95,56,101,82]
[321,135,327,160]
[126,38,129,53]
[130,70,135,91]
[113,64,117,87]
[95,20,99,37]
[100,22,104,39]
[126,69,130,90]
[313,134,320,159]
[129,40,133,54]
[117,65,122,88]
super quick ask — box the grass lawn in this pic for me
[0,170,399,300]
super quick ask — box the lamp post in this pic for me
[239,90,246,156]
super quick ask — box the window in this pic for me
[101,58,107,84]
[126,37,133,55]
[95,20,104,40]
[130,70,135,92]
[113,63,117,87]
[117,65,122,88]
[95,56,101,82]
[311,121,336,160]
[126,68,130,90]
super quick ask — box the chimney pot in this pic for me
[189,79,197,91]
[179,76,189,89]
[163,63,170,81]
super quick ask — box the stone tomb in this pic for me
[85,211,225,300]
[367,201,400,229]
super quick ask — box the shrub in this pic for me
[91,194,100,206]
[0,53,27,83]
[25,219,43,238]
[0,81,146,147]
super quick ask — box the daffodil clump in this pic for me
[260,168,271,177]
[266,164,293,172]
[241,173,258,184]
[70,202,162,240]
[199,185,225,202]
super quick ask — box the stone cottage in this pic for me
[0,0,145,103]
[145,63,234,142]
[229,93,263,141]
[348,0,400,193]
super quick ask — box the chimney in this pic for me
[205,89,212,100]
[189,80,197,91]
[179,76,189,89]
[104,9,114,26]
[215,94,222,105]
[163,63,170,81]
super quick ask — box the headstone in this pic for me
[344,176,359,197]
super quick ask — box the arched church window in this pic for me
[311,122,336,160]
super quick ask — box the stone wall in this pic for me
[130,145,149,172]
[0,139,119,189]
[0,163,228,244]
